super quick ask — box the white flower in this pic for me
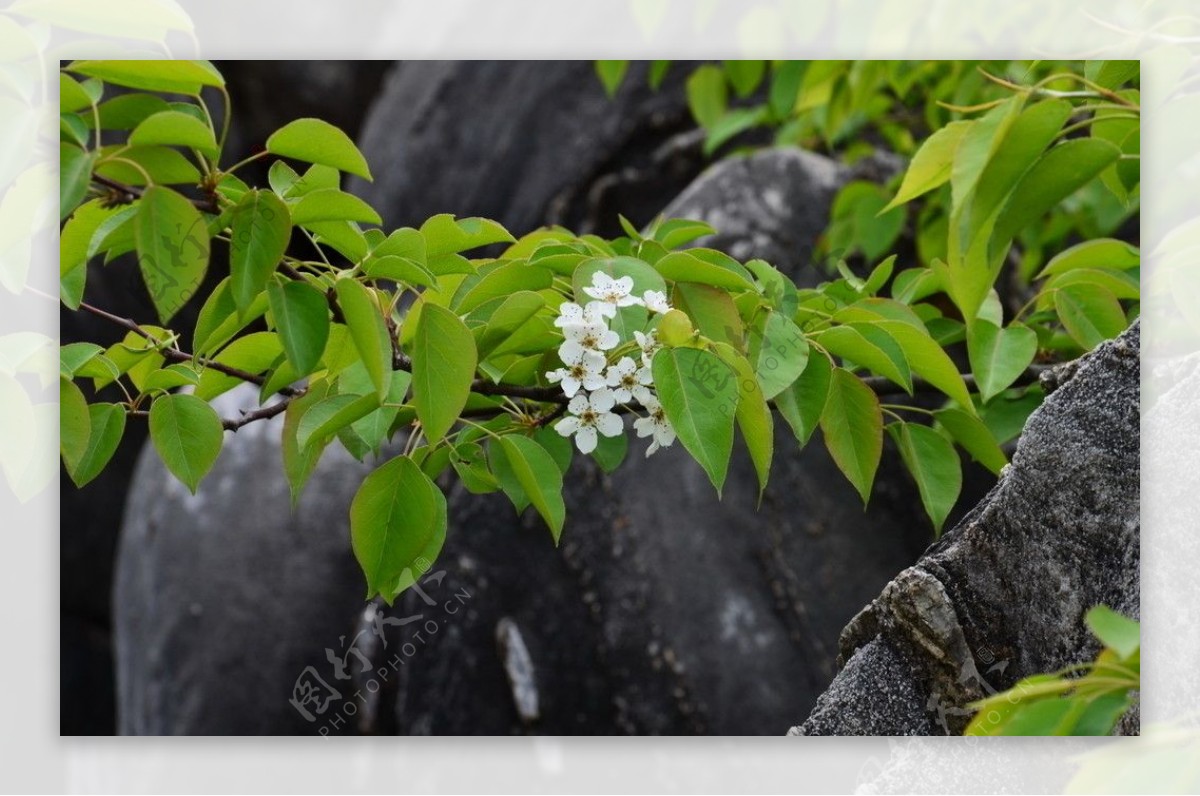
[558,318,620,362]
[546,348,607,398]
[633,330,661,367]
[632,394,676,457]
[553,301,607,328]
[554,388,622,454]
[605,356,654,404]
[642,289,671,314]
[582,272,640,316]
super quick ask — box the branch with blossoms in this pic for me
[546,273,677,456]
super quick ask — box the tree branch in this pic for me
[91,173,220,214]
[76,301,301,397]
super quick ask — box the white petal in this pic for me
[575,426,598,454]
[655,424,676,447]
[592,300,617,319]
[614,276,634,294]
[645,439,660,457]
[611,387,632,403]
[598,330,620,350]
[589,388,617,412]
[568,394,589,415]
[615,356,636,375]
[635,365,653,384]
[583,301,609,320]
[554,303,583,327]
[546,369,564,383]
[591,271,614,289]
[639,393,661,412]
[581,372,608,391]
[631,385,655,405]
[554,416,581,437]
[581,350,607,371]
[633,416,653,438]
[595,412,623,437]
[561,377,581,398]
[559,340,585,362]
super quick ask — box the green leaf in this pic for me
[411,304,477,444]
[882,120,971,211]
[474,291,546,359]
[595,60,629,97]
[135,185,210,324]
[672,282,743,346]
[816,324,911,393]
[495,435,567,543]
[964,99,1072,239]
[60,143,94,221]
[724,60,766,97]
[1054,283,1127,350]
[267,280,329,377]
[281,382,331,505]
[334,279,392,399]
[290,189,382,226]
[590,429,627,474]
[454,262,553,313]
[60,73,92,113]
[91,93,172,130]
[148,393,223,493]
[934,408,1007,475]
[888,422,962,532]
[489,437,530,513]
[951,97,1024,215]
[713,343,774,497]
[59,376,90,472]
[129,110,218,156]
[654,250,757,292]
[350,455,447,602]
[876,320,976,412]
[686,64,728,128]
[749,310,809,399]
[991,139,1121,254]
[967,320,1038,403]
[229,190,291,314]
[420,214,514,256]
[192,278,268,355]
[65,402,125,488]
[67,59,224,94]
[363,255,437,289]
[652,346,738,495]
[1085,606,1140,660]
[1088,60,1139,90]
[296,392,377,450]
[775,349,831,446]
[819,368,883,504]
[266,118,373,181]
[653,218,717,250]
[95,145,202,186]
[452,442,500,494]
[1037,238,1139,279]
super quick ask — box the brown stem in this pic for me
[91,173,219,214]
[75,301,301,397]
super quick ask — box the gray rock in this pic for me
[793,322,1141,736]
[659,147,843,278]
[350,60,706,237]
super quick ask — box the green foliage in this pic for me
[59,59,1139,602]
[965,606,1139,736]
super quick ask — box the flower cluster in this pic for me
[548,272,677,457]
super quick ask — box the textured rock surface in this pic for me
[351,60,706,237]
[794,322,1141,736]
